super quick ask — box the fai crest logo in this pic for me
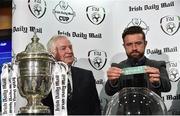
[167,61,180,82]
[127,18,149,34]
[169,68,180,82]
[160,15,180,36]
[53,1,75,24]
[28,0,47,18]
[12,1,16,15]
[88,50,107,70]
[86,6,105,25]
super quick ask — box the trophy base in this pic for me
[18,105,51,115]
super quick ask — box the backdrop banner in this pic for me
[12,0,180,114]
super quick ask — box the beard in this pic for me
[127,51,144,61]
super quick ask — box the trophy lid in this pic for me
[24,33,46,53]
[16,33,54,61]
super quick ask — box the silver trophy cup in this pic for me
[16,34,55,114]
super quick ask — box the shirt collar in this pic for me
[127,56,146,66]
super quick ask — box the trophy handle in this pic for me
[51,61,69,115]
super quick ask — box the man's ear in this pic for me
[145,40,147,46]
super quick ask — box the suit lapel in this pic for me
[145,58,152,66]
[71,67,80,95]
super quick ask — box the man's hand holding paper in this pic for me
[107,66,161,86]
[145,66,160,84]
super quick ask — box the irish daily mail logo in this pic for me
[88,50,107,70]
[160,15,180,36]
[28,0,47,18]
[53,1,75,24]
[127,18,149,34]
[86,6,105,25]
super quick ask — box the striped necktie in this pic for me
[67,72,72,100]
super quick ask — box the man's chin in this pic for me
[129,55,141,60]
[65,59,74,65]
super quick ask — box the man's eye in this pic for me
[126,43,132,46]
[136,42,143,45]
[59,47,66,50]
[69,46,72,50]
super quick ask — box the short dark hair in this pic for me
[122,26,145,41]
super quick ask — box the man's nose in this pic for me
[66,47,72,53]
[132,43,137,50]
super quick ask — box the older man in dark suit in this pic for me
[42,35,101,115]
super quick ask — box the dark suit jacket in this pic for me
[105,57,171,97]
[42,66,101,115]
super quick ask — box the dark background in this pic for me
[0,0,12,112]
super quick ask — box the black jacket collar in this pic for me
[127,56,147,66]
